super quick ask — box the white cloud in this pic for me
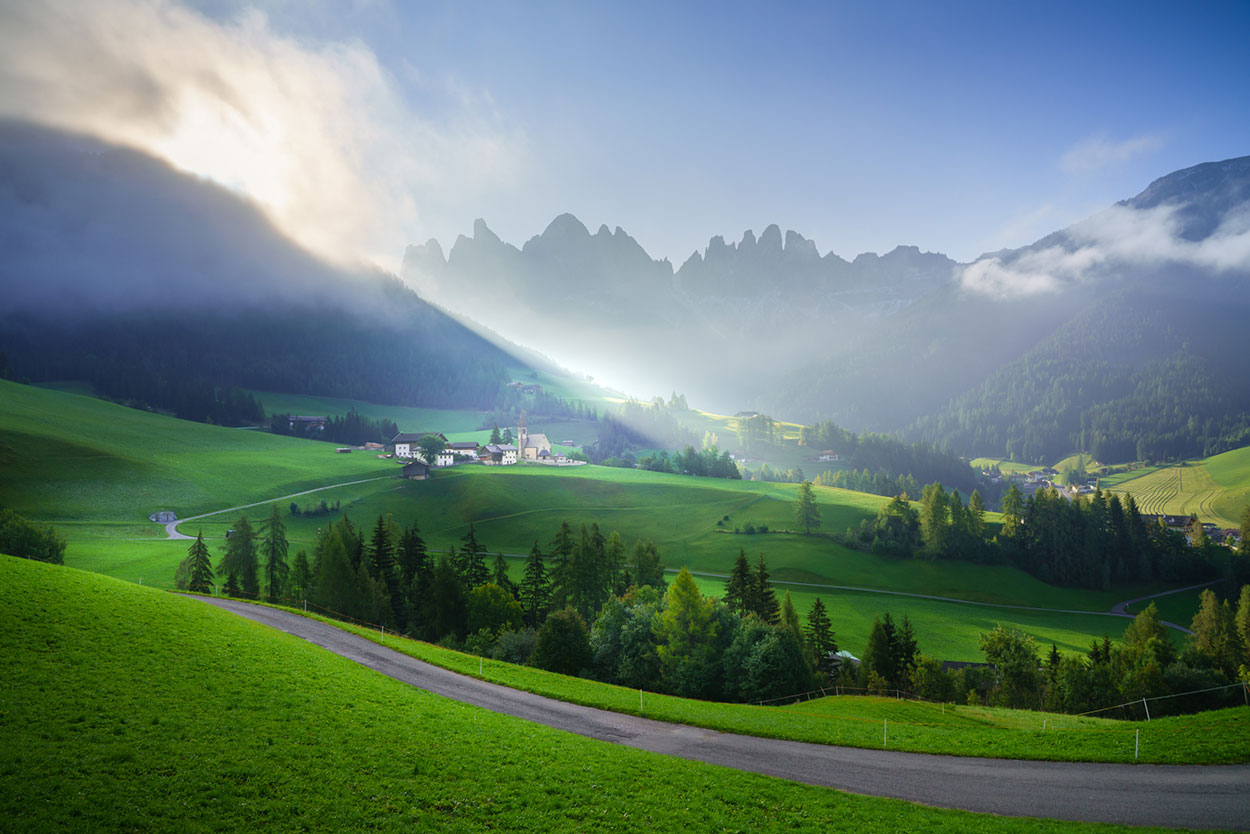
[960,203,1250,298]
[1059,131,1165,174]
[0,0,524,269]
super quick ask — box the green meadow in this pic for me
[1,379,1199,662]
[0,379,394,527]
[10,556,1217,834]
[1102,450,1250,529]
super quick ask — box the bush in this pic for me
[530,608,592,676]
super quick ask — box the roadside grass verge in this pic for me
[9,555,1203,834]
[274,601,1249,765]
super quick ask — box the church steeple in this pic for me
[518,410,528,456]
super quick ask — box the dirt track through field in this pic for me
[194,597,1250,831]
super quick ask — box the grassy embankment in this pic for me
[8,555,1221,833]
[0,380,1183,658]
[271,596,1250,766]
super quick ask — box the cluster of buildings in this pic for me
[393,413,585,479]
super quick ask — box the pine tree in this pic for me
[1189,588,1244,677]
[631,539,665,589]
[805,597,838,677]
[260,504,289,603]
[753,554,780,625]
[218,515,259,599]
[187,531,214,594]
[723,548,752,616]
[489,423,502,444]
[493,553,517,597]
[520,539,550,627]
[780,590,803,645]
[967,489,987,537]
[459,523,490,590]
[291,550,312,600]
[1000,483,1024,540]
[794,480,821,535]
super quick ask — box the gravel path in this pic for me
[193,596,1250,831]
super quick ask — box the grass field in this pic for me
[1101,450,1250,529]
[9,556,1214,834]
[971,457,1036,474]
[0,380,395,527]
[3,379,1196,662]
[274,597,1248,765]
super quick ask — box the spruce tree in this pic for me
[794,480,821,535]
[520,539,550,627]
[291,550,312,600]
[260,504,289,603]
[218,515,259,599]
[753,554,780,625]
[723,548,752,616]
[780,590,803,645]
[459,523,490,591]
[804,597,838,677]
[493,553,518,597]
[187,532,214,594]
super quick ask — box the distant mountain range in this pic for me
[406,155,1250,463]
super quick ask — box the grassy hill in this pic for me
[1,379,1186,660]
[0,378,393,544]
[4,555,1204,834]
[1101,446,1250,528]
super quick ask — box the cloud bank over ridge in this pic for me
[0,0,523,269]
[960,202,1250,298]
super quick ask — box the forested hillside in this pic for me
[0,121,520,419]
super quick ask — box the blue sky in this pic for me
[5,0,1247,267]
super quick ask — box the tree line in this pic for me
[269,408,401,446]
[636,446,741,479]
[0,509,65,565]
[800,419,988,497]
[848,481,1245,589]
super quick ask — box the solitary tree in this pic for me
[187,532,214,594]
[794,481,821,535]
[805,597,838,678]
[416,433,447,466]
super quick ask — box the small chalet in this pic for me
[446,441,481,458]
[818,450,839,462]
[480,444,518,466]
[402,461,430,480]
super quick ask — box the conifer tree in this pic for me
[804,597,838,676]
[260,505,289,603]
[631,539,665,589]
[723,548,752,616]
[1000,482,1024,540]
[291,550,312,600]
[489,423,502,444]
[218,515,259,599]
[187,531,214,594]
[967,489,987,537]
[794,480,821,535]
[459,523,490,590]
[520,539,550,627]
[780,590,803,645]
[753,554,780,625]
[493,553,517,597]
[1190,588,1244,677]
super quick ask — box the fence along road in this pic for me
[194,596,1249,832]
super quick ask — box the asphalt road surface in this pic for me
[195,597,1250,831]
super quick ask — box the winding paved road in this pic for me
[194,596,1249,831]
